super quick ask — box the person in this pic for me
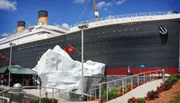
[4,78,7,86]
[0,78,4,86]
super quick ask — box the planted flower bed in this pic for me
[27,97,58,103]
[128,74,180,103]
[89,83,139,102]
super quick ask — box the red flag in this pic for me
[64,45,75,53]
[0,55,5,60]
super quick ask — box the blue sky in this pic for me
[0,0,180,37]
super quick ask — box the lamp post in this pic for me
[78,22,89,99]
[8,42,16,87]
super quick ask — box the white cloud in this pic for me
[96,0,126,11]
[0,0,17,11]
[0,33,11,37]
[116,0,126,5]
[74,0,85,4]
[62,23,70,29]
[97,1,112,9]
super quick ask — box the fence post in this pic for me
[131,76,133,90]
[99,84,101,100]
[38,85,41,103]
[162,69,165,84]
[156,71,158,79]
[95,89,96,99]
[122,79,124,95]
[2,93,4,103]
[144,73,145,83]
[58,90,60,103]
[89,90,92,101]
[52,88,54,103]
[106,83,108,102]
[137,75,139,86]
[150,72,152,81]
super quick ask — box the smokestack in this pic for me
[17,21,25,32]
[38,10,48,24]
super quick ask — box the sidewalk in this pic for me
[107,79,162,103]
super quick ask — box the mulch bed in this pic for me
[146,80,180,103]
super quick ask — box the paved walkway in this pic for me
[107,79,162,103]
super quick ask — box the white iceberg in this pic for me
[32,45,105,93]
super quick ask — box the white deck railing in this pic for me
[70,11,177,27]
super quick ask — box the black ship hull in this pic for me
[0,19,180,75]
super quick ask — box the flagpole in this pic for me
[81,28,84,99]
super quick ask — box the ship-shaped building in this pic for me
[0,8,180,75]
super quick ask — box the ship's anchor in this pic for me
[159,25,168,35]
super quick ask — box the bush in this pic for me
[89,96,95,101]
[127,83,131,88]
[161,82,172,91]
[108,91,118,100]
[127,98,134,103]
[175,74,180,79]
[29,98,38,103]
[103,91,119,101]
[135,98,146,103]
[49,98,58,103]
[41,97,50,103]
[111,86,118,92]
[167,76,178,84]
[146,90,159,100]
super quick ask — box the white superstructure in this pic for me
[0,11,180,50]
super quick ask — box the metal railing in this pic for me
[0,88,10,103]
[70,11,176,27]
[0,96,10,103]
[87,69,164,102]
[23,86,61,103]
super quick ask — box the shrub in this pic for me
[161,82,172,91]
[89,96,95,101]
[127,98,134,103]
[175,74,180,79]
[146,90,159,100]
[108,91,118,100]
[135,98,146,103]
[126,83,131,88]
[41,97,50,103]
[157,86,160,90]
[120,86,127,92]
[102,91,118,101]
[29,98,38,103]
[49,98,58,103]
[167,76,178,84]
[111,86,118,92]
[127,97,136,103]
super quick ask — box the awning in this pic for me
[9,65,37,75]
[0,66,8,73]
